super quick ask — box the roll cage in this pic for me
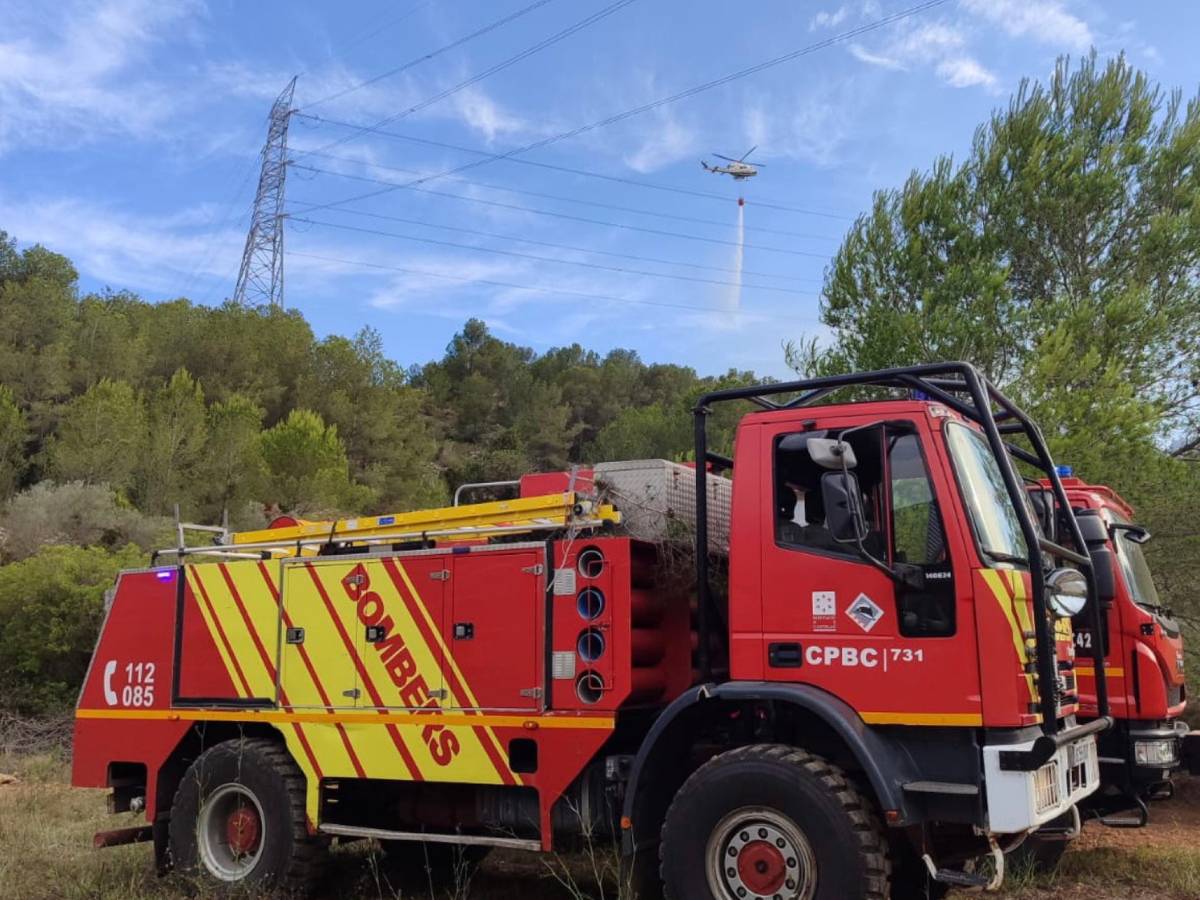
[692,361,1112,744]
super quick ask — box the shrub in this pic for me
[0,543,144,713]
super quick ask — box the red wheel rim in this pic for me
[737,840,787,895]
[226,804,262,856]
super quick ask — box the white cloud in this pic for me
[0,193,243,297]
[0,0,202,154]
[809,6,850,31]
[960,0,1093,51]
[442,86,531,144]
[848,44,906,71]
[937,57,998,89]
[622,108,699,174]
[742,79,863,167]
[847,20,998,91]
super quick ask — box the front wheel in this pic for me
[169,737,326,893]
[659,744,890,900]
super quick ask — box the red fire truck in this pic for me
[1044,473,1189,823]
[73,363,1110,898]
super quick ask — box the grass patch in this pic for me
[988,844,1200,899]
[4,748,1197,899]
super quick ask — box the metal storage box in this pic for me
[594,459,732,553]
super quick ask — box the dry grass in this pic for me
[3,749,1199,900]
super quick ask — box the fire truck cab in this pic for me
[72,363,1110,899]
[1043,473,1189,823]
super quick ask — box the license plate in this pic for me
[1067,740,1091,772]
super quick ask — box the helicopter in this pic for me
[700,145,764,180]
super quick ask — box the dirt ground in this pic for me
[2,749,1199,899]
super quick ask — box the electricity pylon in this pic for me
[233,77,296,308]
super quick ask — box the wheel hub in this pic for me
[706,807,817,900]
[197,782,267,881]
[225,805,261,856]
[736,840,787,895]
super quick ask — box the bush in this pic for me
[0,481,172,563]
[0,543,145,713]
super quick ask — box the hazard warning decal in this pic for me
[846,593,884,633]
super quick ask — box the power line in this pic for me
[292,118,850,219]
[177,154,260,301]
[297,149,840,240]
[308,2,436,71]
[303,0,637,156]
[300,0,556,112]
[285,202,814,283]
[287,249,821,323]
[295,0,950,214]
[290,216,817,295]
[291,163,831,258]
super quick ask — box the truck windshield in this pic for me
[945,422,1030,566]
[1111,512,1162,611]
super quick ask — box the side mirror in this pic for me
[1046,567,1089,617]
[807,437,858,471]
[821,471,867,543]
[1089,547,1117,605]
[1110,522,1151,544]
[1074,511,1109,547]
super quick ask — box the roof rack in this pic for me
[155,492,620,562]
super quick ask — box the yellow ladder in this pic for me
[227,492,620,558]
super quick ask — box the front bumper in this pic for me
[1097,720,1187,786]
[983,733,1100,833]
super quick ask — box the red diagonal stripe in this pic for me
[379,557,518,786]
[196,566,324,780]
[304,562,423,781]
[190,570,253,697]
[218,563,278,680]
[258,563,366,780]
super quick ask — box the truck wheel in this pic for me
[1006,834,1067,874]
[169,737,325,893]
[660,744,890,900]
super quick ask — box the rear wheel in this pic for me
[169,737,325,893]
[660,744,890,900]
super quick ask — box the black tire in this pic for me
[888,841,949,900]
[660,744,891,900]
[1006,834,1068,875]
[169,737,326,894]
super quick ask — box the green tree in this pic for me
[140,369,207,514]
[260,409,369,514]
[47,379,146,494]
[590,403,691,462]
[0,234,78,423]
[194,393,267,523]
[0,543,145,713]
[298,329,443,512]
[0,384,27,498]
[799,54,1200,451]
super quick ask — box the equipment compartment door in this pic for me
[448,549,544,711]
[280,560,362,709]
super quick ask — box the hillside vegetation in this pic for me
[2,55,1199,716]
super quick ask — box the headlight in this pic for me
[1047,567,1088,617]
[1134,738,1179,766]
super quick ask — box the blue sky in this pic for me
[0,0,1188,378]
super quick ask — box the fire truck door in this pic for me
[280,560,361,709]
[448,548,544,711]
